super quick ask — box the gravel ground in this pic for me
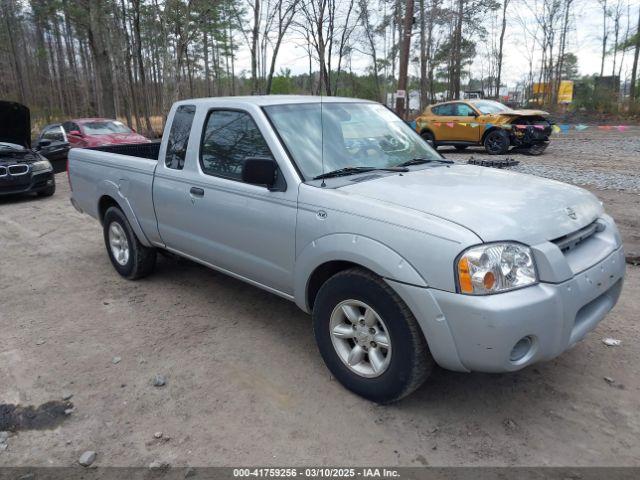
[509,164,640,193]
[1,132,639,467]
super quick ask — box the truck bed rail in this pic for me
[87,141,160,160]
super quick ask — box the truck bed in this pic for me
[68,143,161,246]
[88,141,161,160]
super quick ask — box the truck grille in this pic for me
[552,220,604,253]
[8,164,29,175]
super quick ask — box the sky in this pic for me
[232,0,640,90]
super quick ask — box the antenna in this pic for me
[320,89,326,187]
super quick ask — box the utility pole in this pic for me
[395,0,415,119]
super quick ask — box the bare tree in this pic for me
[494,0,509,99]
[297,0,357,95]
[264,0,300,93]
[598,0,609,77]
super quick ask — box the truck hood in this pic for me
[340,165,603,244]
[0,101,31,148]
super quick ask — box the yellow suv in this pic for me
[415,100,552,155]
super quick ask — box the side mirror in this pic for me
[69,130,82,137]
[37,139,52,148]
[242,157,278,189]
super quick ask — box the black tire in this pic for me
[454,145,468,151]
[520,141,549,156]
[103,206,156,280]
[312,268,433,403]
[483,129,510,155]
[420,130,437,150]
[38,183,56,197]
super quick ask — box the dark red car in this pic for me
[61,118,150,148]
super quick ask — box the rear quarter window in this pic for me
[165,105,196,170]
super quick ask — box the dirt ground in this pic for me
[1,132,639,467]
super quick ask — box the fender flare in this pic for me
[293,233,428,312]
[419,127,435,138]
[96,179,153,247]
[481,125,506,144]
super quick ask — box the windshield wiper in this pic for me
[396,157,453,167]
[313,166,408,180]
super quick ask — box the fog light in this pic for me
[510,336,533,362]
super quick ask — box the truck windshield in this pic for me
[263,102,440,180]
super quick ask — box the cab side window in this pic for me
[165,105,196,170]
[62,122,80,134]
[431,104,455,116]
[455,103,477,117]
[200,110,273,182]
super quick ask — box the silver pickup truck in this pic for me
[69,96,625,403]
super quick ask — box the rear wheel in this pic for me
[103,206,156,279]
[312,268,433,403]
[483,129,510,155]
[420,130,436,149]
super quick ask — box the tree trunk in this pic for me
[395,0,414,118]
[131,0,153,134]
[85,0,116,118]
[631,7,640,101]
[451,0,464,100]
[419,0,427,109]
[203,29,211,96]
[251,0,261,94]
[600,0,608,77]
[495,0,509,100]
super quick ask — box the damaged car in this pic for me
[415,99,552,155]
[0,101,56,197]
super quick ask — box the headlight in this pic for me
[456,243,537,295]
[31,159,53,173]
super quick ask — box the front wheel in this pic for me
[520,142,549,156]
[38,183,56,197]
[103,206,157,280]
[312,268,433,403]
[483,129,510,155]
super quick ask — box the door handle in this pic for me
[189,187,204,197]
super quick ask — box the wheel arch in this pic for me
[481,126,503,144]
[98,195,120,224]
[420,127,435,139]
[294,234,428,313]
[96,188,152,247]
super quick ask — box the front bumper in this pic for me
[389,246,625,373]
[0,171,54,196]
[510,125,551,145]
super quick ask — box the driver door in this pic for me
[453,103,481,143]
